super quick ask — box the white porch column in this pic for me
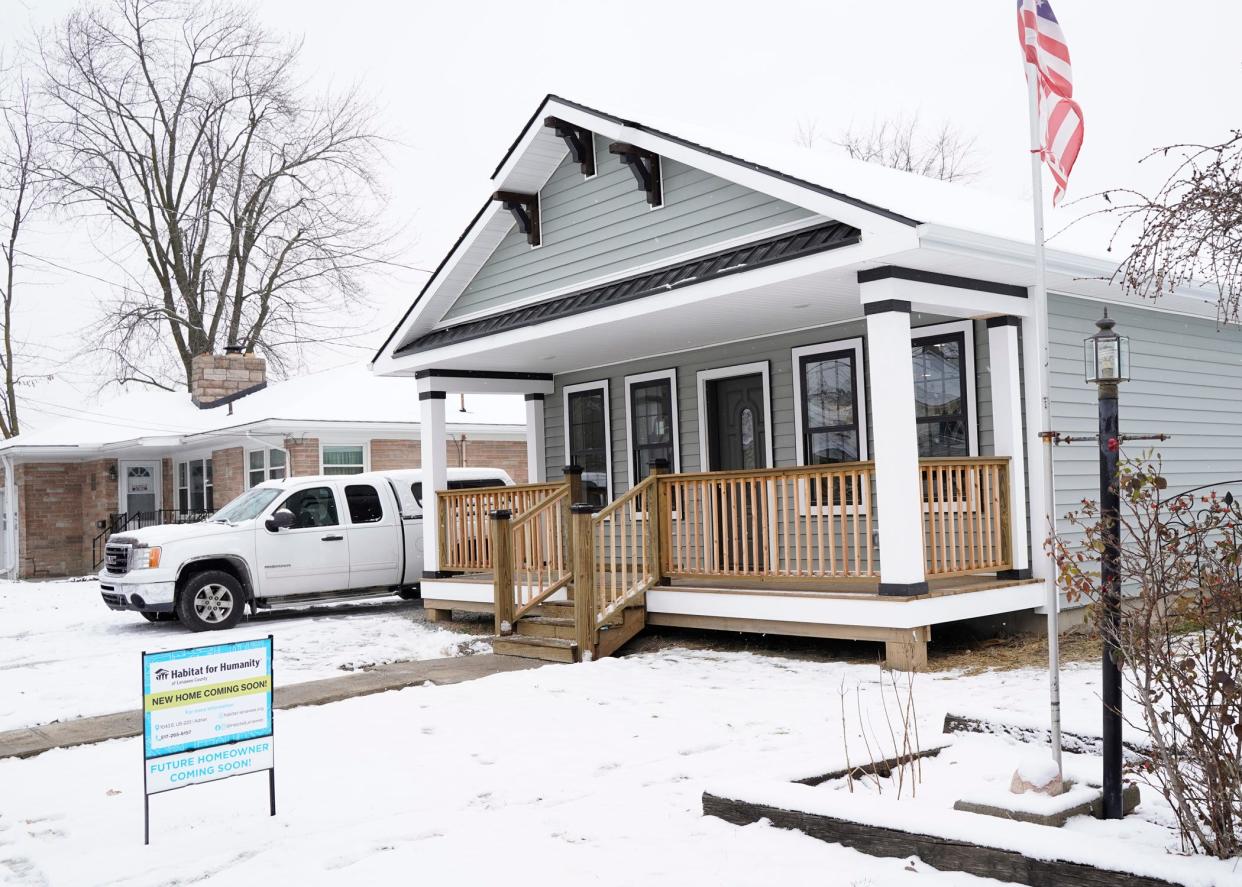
[987,317,1032,577]
[419,391,448,576]
[863,297,928,595]
[524,394,546,484]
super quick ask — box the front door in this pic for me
[120,461,160,525]
[706,374,768,571]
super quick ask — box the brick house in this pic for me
[0,351,528,579]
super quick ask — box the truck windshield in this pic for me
[210,487,281,523]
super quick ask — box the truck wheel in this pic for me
[176,571,246,631]
[141,611,176,623]
[396,585,421,601]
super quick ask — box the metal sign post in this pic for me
[141,635,276,843]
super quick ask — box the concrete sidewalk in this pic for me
[0,653,547,761]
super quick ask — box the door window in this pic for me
[567,387,609,506]
[345,485,384,523]
[278,487,340,529]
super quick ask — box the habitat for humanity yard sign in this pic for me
[141,636,275,843]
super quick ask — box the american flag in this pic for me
[1017,0,1084,204]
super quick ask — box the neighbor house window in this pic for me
[625,370,678,485]
[176,457,213,513]
[564,381,611,506]
[322,445,366,476]
[247,448,288,488]
[912,330,970,457]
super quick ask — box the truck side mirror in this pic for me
[265,508,296,533]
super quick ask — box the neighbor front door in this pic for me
[121,462,160,525]
[705,374,768,571]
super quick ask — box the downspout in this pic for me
[2,454,16,579]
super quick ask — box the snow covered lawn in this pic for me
[5,648,1222,887]
[0,579,488,731]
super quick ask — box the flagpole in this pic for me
[1025,60,1064,776]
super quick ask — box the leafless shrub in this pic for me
[837,662,924,799]
[39,0,392,390]
[1053,456,1242,857]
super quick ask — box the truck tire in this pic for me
[176,570,246,631]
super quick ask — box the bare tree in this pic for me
[0,66,49,438]
[1099,133,1242,322]
[40,0,389,390]
[797,114,981,183]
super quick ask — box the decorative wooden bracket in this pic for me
[608,142,662,207]
[492,190,540,246]
[544,116,595,176]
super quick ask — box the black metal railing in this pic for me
[91,509,211,569]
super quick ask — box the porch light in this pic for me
[1084,310,1129,384]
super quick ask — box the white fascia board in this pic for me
[645,582,1046,630]
[384,234,908,375]
[414,375,555,396]
[918,223,1224,320]
[182,418,528,443]
[860,274,1033,319]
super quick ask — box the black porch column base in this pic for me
[878,581,929,597]
[996,568,1033,580]
[422,570,460,580]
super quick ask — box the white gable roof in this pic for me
[1,363,524,455]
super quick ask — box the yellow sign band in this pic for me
[144,676,271,713]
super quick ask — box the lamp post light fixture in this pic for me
[1085,309,1129,820]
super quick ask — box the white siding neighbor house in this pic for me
[371,95,1234,668]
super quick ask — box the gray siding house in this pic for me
[372,96,1232,667]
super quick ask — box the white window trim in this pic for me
[318,442,370,476]
[562,379,613,503]
[245,446,291,489]
[117,459,163,516]
[791,337,870,467]
[911,319,979,457]
[696,361,775,471]
[623,369,680,489]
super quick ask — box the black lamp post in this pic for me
[1084,309,1130,820]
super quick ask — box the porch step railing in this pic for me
[655,463,877,581]
[509,486,572,619]
[592,472,659,626]
[919,457,1011,576]
[438,481,564,572]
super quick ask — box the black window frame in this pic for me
[566,386,610,507]
[628,376,675,483]
[345,484,384,524]
[797,347,862,468]
[276,486,340,530]
[910,330,970,458]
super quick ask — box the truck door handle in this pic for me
[321,534,344,542]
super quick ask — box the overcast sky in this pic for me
[3,0,1240,431]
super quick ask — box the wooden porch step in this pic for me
[595,605,646,659]
[492,635,579,663]
[514,616,576,641]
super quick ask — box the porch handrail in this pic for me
[510,486,573,619]
[919,456,1012,576]
[592,472,659,628]
[656,461,878,580]
[438,481,564,572]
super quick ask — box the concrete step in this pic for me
[492,635,578,663]
[514,616,576,641]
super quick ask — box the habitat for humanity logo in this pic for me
[154,667,170,680]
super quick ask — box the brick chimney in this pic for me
[190,346,267,409]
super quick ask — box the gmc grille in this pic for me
[104,543,131,575]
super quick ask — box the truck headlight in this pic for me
[132,546,162,569]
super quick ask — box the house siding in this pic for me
[545,315,993,492]
[445,141,820,321]
[1048,293,1242,539]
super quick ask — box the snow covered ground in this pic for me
[6,646,1227,887]
[0,579,489,731]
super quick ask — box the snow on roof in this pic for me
[547,95,1117,260]
[1,363,525,453]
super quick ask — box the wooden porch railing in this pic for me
[509,486,573,619]
[920,457,1011,577]
[438,481,563,572]
[592,473,660,626]
[656,463,877,581]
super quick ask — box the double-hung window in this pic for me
[176,457,214,513]
[911,329,970,457]
[564,381,611,507]
[625,370,678,485]
[793,339,867,507]
[322,445,366,476]
[247,448,288,488]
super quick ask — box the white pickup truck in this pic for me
[99,467,513,631]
